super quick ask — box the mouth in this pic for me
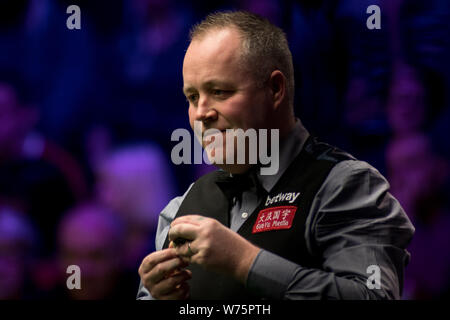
[203,128,228,137]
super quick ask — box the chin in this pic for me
[205,143,253,174]
[213,163,253,174]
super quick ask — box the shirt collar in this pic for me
[256,118,310,193]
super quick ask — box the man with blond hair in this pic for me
[137,11,414,300]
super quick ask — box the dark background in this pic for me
[0,0,449,300]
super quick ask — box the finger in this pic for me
[159,281,190,300]
[168,268,192,278]
[146,257,189,286]
[171,215,207,227]
[152,270,191,298]
[174,240,197,258]
[164,270,192,292]
[139,248,177,275]
[168,223,198,242]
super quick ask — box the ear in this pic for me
[268,70,286,109]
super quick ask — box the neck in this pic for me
[268,99,296,138]
[278,115,296,140]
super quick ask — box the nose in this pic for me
[195,96,217,123]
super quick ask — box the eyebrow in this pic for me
[183,80,234,95]
[182,86,196,96]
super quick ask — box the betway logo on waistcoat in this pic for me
[265,192,300,206]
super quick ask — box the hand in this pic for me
[168,215,260,284]
[138,248,192,300]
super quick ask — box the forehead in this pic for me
[183,28,246,89]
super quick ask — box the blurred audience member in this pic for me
[386,134,449,222]
[386,62,450,299]
[0,78,87,250]
[121,0,191,83]
[84,125,113,174]
[55,203,135,300]
[387,63,427,138]
[386,134,450,299]
[113,0,194,136]
[95,144,175,273]
[0,206,39,299]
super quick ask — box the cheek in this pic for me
[188,106,195,127]
[242,92,270,124]
[224,96,261,128]
[188,105,205,129]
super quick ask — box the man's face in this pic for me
[183,27,273,170]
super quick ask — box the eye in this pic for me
[186,93,199,104]
[212,89,225,96]
[212,89,232,99]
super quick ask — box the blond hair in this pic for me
[190,11,295,105]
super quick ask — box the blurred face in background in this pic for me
[94,146,174,268]
[95,147,172,228]
[0,83,24,156]
[0,208,35,300]
[387,70,426,136]
[0,238,28,299]
[0,83,37,160]
[58,205,123,300]
[386,134,449,220]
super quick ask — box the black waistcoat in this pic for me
[163,136,355,299]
